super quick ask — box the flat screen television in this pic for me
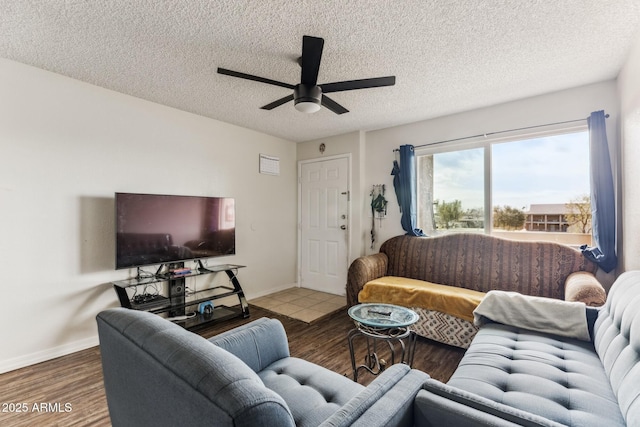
[115,193,235,270]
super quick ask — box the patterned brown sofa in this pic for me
[346,233,607,348]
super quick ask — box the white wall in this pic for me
[618,32,640,271]
[297,82,621,261]
[364,81,621,256]
[0,59,298,373]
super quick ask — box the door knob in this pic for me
[340,225,347,230]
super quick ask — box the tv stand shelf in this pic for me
[112,263,250,330]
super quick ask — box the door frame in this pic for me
[297,154,352,290]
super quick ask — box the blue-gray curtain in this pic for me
[581,110,617,273]
[391,144,425,236]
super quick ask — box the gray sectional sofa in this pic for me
[416,270,640,427]
[97,271,640,426]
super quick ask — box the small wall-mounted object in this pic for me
[259,154,280,175]
[370,184,388,249]
[319,143,326,154]
[371,185,388,220]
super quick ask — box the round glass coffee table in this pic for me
[347,303,419,382]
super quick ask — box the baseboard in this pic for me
[0,283,298,374]
[0,336,100,374]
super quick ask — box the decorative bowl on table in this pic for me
[348,303,419,328]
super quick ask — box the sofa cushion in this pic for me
[259,357,365,427]
[208,317,290,372]
[380,234,598,299]
[447,323,625,427]
[359,276,485,322]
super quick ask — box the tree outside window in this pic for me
[565,195,592,234]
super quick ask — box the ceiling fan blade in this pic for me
[320,76,396,93]
[321,95,349,115]
[261,94,294,110]
[217,68,295,90]
[301,36,324,86]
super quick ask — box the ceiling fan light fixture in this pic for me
[295,100,321,113]
[294,84,322,113]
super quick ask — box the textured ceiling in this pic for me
[1,1,639,142]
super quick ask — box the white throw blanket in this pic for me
[473,291,590,341]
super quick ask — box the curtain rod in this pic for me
[393,113,609,152]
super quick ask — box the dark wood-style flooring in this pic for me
[0,305,464,427]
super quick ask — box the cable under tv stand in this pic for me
[112,262,250,330]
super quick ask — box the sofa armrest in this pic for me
[346,253,389,306]
[564,271,606,306]
[319,364,429,427]
[207,317,290,373]
[414,379,564,427]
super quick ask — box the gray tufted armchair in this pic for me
[97,309,428,427]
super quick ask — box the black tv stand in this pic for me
[112,263,250,330]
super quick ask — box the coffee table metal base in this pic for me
[348,323,417,382]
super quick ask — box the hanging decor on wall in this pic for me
[370,184,388,249]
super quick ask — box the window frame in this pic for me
[415,123,589,237]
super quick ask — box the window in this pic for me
[416,130,592,246]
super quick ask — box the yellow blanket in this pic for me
[358,276,485,322]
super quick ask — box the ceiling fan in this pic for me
[217,35,395,114]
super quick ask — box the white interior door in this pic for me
[299,157,349,295]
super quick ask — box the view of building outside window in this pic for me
[417,131,592,246]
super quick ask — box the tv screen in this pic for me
[115,193,235,269]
